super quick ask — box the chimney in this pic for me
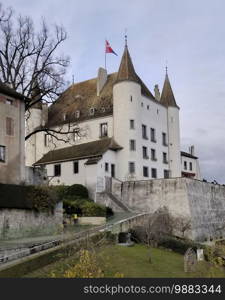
[154,84,160,101]
[97,68,107,96]
[189,145,195,156]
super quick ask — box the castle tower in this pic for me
[161,71,181,177]
[25,82,46,166]
[113,40,143,180]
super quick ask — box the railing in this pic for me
[0,213,149,266]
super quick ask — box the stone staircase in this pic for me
[105,192,132,212]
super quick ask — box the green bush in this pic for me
[66,184,89,199]
[63,198,86,216]
[106,206,114,218]
[0,183,60,213]
[158,236,203,254]
[81,202,106,217]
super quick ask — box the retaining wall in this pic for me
[0,202,63,240]
[97,178,225,242]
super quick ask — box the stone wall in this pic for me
[0,202,63,240]
[98,177,225,242]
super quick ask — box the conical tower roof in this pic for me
[115,44,139,83]
[160,72,179,108]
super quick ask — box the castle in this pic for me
[26,41,201,199]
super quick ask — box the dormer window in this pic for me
[89,107,95,116]
[75,110,80,119]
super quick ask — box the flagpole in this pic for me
[105,39,106,70]
[105,51,106,70]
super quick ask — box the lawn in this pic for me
[24,244,225,278]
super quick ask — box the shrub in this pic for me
[0,183,60,213]
[106,206,114,218]
[81,202,106,217]
[66,184,88,199]
[63,199,83,216]
[52,184,89,202]
[26,185,59,213]
[158,236,203,254]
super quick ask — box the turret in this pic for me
[161,71,181,177]
[25,80,47,166]
[113,40,142,180]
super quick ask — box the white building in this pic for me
[27,42,201,198]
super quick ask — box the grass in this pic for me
[24,244,225,278]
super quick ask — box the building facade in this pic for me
[29,43,201,197]
[0,83,26,184]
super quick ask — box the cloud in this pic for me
[4,0,225,182]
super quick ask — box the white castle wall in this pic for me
[45,149,117,200]
[113,81,170,181]
[167,107,181,177]
[25,108,43,166]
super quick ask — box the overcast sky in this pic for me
[5,0,225,183]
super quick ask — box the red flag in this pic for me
[105,40,118,56]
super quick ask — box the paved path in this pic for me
[0,212,136,259]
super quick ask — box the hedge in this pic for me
[0,183,60,212]
[53,184,89,201]
[158,236,203,255]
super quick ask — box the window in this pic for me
[0,145,6,162]
[147,105,149,110]
[162,132,167,146]
[54,164,61,177]
[130,119,135,129]
[74,161,79,174]
[163,152,168,164]
[143,166,149,177]
[151,149,157,161]
[142,146,148,159]
[129,162,135,174]
[189,162,193,171]
[105,162,109,172]
[142,124,148,139]
[141,102,143,107]
[151,168,157,178]
[150,128,156,142]
[130,140,136,151]
[184,161,187,170]
[100,123,108,137]
[5,99,13,105]
[44,134,48,147]
[164,170,170,178]
[6,117,14,136]
[130,96,133,102]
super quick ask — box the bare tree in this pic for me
[173,217,191,238]
[0,3,78,142]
